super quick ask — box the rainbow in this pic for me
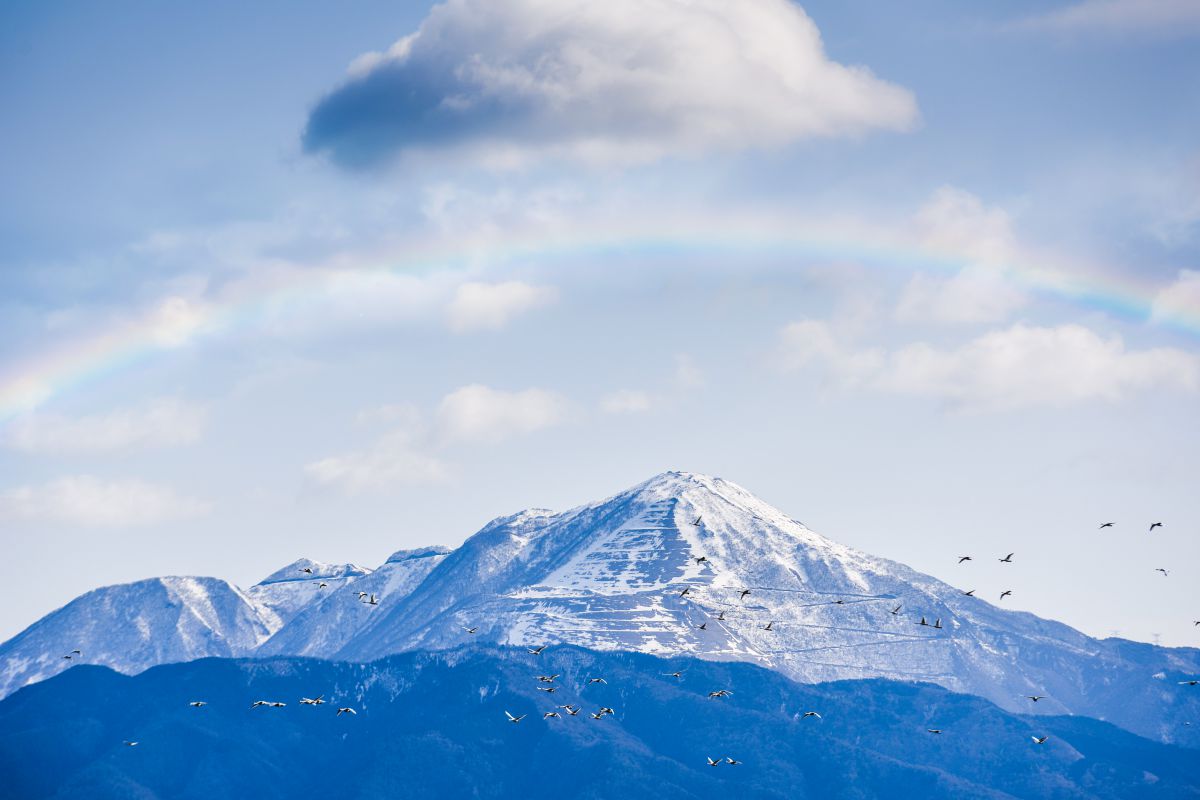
[1,215,1196,424]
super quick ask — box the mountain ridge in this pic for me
[3,645,1198,800]
[2,470,1197,748]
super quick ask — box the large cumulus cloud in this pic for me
[303,0,918,168]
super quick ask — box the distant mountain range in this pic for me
[3,646,1197,799]
[2,471,1197,748]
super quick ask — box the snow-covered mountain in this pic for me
[332,471,1200,744]
[0,577,271,701]
[0,560,371,701]
[2,471,1197,746]
[245,558,372,632]
[256,546,450,657]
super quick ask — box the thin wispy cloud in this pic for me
[599,390,655,415]
[306,384,569,493]
[0,476,208,527]
[3,398,206,454]
[436,384,568,444]
[776,320,1200,411]
[1016,0,1200,36]
[445,281,558,333]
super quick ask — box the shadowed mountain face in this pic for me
[2,472,1197,748]
[1,646,1197,800]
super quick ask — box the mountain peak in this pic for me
[255,558,371,586]
[385,545,454,564]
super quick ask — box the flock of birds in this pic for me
[69,515,1199,767]
[465,513,1198,764]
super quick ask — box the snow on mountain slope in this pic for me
[256,546,451,657]
[335,471,1200,745]
[245,558,372,632]
[0,576,272,701]
[2,471,1197,746]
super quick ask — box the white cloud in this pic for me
[3,398,206,454]
[776,320,1200,411]
[1018,0,1200,35]
[600,390,654,414]
[446,281,558,333]
[896,265,1027,325]
[304,428,450,493]
[304,0,918,168]
[1151,269,1200,328]
[775,320,884,385]
[915,187,1018,266]
[674,354,706,389]
[896,188,1028,324]
[307,385,569,492]
[437,384,568,443]
[0,476,208,527]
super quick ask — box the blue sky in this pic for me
[1,0,1198,646]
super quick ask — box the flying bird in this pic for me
[706,757,721,767]
[717,611,726,621]
[1026,696,1046,703]
[1150,522,1163,532]
[561,705,580,716]
[927,729,943,735]
[1000,590,1013,600]
[738,589,751,601]
[527,646,547,656]
[123,740,139,747]
[663,671,684,679]
[590,712,606,720]
[463,627,478,634]
[505,711,526,723]
[188,701,207,708]
[1156,568,1169,577]
[337,707,356,716]
[958,556,972,564]
[963,589,976,597]
[299,695,325,705]
[364,594,379,605]
[679,586,692,598]
[1099,523,1114,529]
[693,556,708,565]
[891,605,902,616]
[999,553,1014,563]
[933,618,943,629]
[588,678,607,684]
[802,711,821,719]
[537,687,557,694]
[544,711,560,719]
[692,516,703,526]
[708,690,733,699]
[1031,736,1048,745]
[763,621,774,632]
[918,616,928,627]
[268,702,286,708]
[537,674,560,682]
[599,707,615,715]
[697,622,708,631]
[725,757,742,765]
[1179,680,1199,686]
[315,581,328,588]
[357,591,368,599]
[301,567,313,574]
[834,599,846,605]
